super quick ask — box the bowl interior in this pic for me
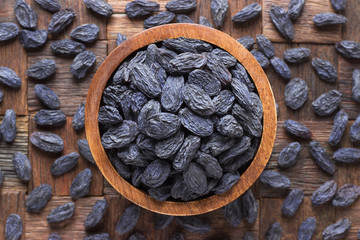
[85,23,277,216]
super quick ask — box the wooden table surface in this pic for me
[0,0,359,239]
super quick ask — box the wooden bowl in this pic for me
[85,23,277,216]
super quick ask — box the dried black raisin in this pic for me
[260,170,291,189]
[83,0,113,17]
[270,57,291,80]
[26,184,52,212]
[27,59,56,80]
[312,90,341,117]
[283,119,312,139]
[298,217,316,240]
[14,0,37,29]
[1,109,16,143]
[288,0,305,20]
[333,148,360,163]
[12,152,31,182]
[47,202,75,223]
[125,0,159,18]
[350,114,360,143]
[210,0,228,27]
[34,84,60,109]
[335,40,360,59]
[5,214,23,240]
[281,188,304,217]
[256,34,275,59]
[115,205,141,234]
[51,39,86,56]
[312,58,337,83]
[270,5,294,40]
[84,199,108,230]
[332,184,360,207]
[232,3,261,23]
[70,24,99,43]
[70,168,92,199]
[19,29,48,49]
[277,142,301,169]
[165,0,196,13]
[70,51,96,79]
[35,0,61,13]
[284,78,308,110]
[309,141,335,175]
[51,152,80,176]
[0,23,19,42]
[322,219,351,240]
[313,13,347,27]
[328,110,348,146]
[48,8,76,34]
[284,47,310,64]
[143,11,176,28]
[0,67,21,88]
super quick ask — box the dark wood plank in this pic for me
[0,116,28,192]
[0,191,26,240]
[0,0,17,22]
[108,40,117,55]
[342,0,360,42]
[107,14,144,40]
[31,0,107,40]
[28,116,103,196]
[262,0,342,43]
[104,195,259,240]
[338,56,360,121]
[259,121,335,197]
[0,32,27,115]
[27,40,107,115]
[25,196,103,239]
[103,179,120,196]
[260,197,336,240]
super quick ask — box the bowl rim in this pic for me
[85,23,277,216]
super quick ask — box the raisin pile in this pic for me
[99,37,263,202]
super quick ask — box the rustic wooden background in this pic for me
[0,0,359,239]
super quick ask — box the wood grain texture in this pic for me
[260,197,336,240]
[259,121,335,198]
[104,195,260,240]
[263,0,342,43]
[338,56,360,120]
[342,0,360,42]
[30,0,107,40]
[86,23,276,216]
[0,191,26,240]
[25,196,103,240]
[0,116,28,192]
[0,34,28,115]
[27,40,107,115]
[107,14,144,40]
[28,116,103,196]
